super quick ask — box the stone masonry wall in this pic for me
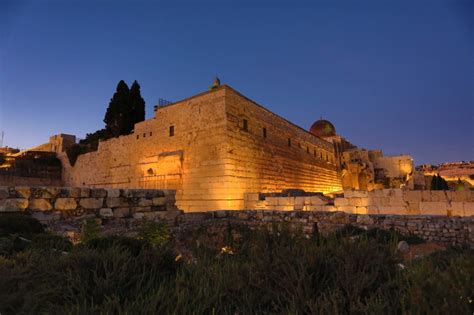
[244,189,474,217]
[0,186,178,237]
[1,187,474,246]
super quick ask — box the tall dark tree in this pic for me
[431,174,449,190]
[104,80,130,137]
[129,80,146,130]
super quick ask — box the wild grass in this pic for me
[0,214,472,314]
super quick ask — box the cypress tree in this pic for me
[430,174,439,190]
[129,80,146,131]
[104,80,130,137]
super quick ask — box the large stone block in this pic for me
[265,197,278,206]
[335,206,357,213]
[448,202,464,216]
[138,198,152,207]
[419,202,448,216]
[113,207,130,218]
[79,198,104,209]
[90,189,107,198]
[59,187,81,198]
[106,197,121,208]
[355,206,368,214]
[29,199,53,211]
[390,197,407,207]
[334,198,349,207]
[0,198,28,212]
[15,187,31,199]
[452,191,469,202]
[294,197,305,206]
[245,193,259,201]
[352,190,368,198]
[55,198,77,210]
[366,206,379,214]
[80,188,91,198]
[403,190,422,203]
[464,202,474,216]
[431,191,447,202]
[377,206,407,215]
[421,190,432,201]
[309,196,326,205]
[106,189,121,198]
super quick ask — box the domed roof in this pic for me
[309,119,336,137]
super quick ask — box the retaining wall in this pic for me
[1,187,474,246]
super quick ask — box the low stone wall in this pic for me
[1,186,474,247]
[334,189,474,216]
[0,186,178,236]
[244,189,474,217]
[173,211,474,246]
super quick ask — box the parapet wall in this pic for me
[244,189,474,217]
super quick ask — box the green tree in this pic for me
[103,80,131,137]
[129,80,146,130]
[431,174,449,190]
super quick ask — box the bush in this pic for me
[0,214,44,238]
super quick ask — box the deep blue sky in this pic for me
[1,0,473,165]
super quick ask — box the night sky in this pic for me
[1,0,473,165]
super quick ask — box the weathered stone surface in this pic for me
[152,197,166,206]
[80,188,91,198]
[15,187,31,198]
[357,214,374,225]
[99,208,113,218]
[138,198,152,207]
[106,189,120,198]
[31,211,60,222]
[55,198,77,210]
[79,198,104,209]
[0,198,28,212]
[90,189,107,198]
[0,187,8,199]
[106,197,121,208]
[113,207,130,218]
[29,199,53,211]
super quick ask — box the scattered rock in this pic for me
[397,240,410,253]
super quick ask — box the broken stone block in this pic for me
[29,199,53,211]
[55,198,77,210]
[0,198,28,212]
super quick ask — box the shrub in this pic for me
[0,214,44,238]
[137,220,170,248]
[80,218,101,243]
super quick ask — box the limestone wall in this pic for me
[223,88,342,209]
[243,189,474,217]
[57,85,341,211]
[2,187,473,246]
[0,186,177,231]
[59,88,230,211]
[334,189,474,216]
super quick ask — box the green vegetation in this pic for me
[431,173,449,190]
[0,214,473,314]
[66,80,146,166]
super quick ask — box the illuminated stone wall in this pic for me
[222,88,342,209]
[57,86,341,211]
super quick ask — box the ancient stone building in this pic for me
[51,85,342,211]
[309,118,414,191]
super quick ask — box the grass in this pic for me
[0,214,472,314]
